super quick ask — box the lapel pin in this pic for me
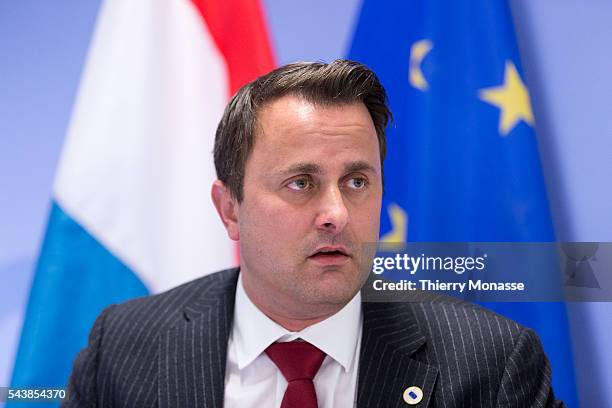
[403,386,424,405]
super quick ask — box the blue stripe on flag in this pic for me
[10,202,148,400]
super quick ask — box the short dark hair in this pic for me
[213,59,392,201]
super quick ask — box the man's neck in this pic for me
[248,301,332,332]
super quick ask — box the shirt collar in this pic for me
[231,273,362,372]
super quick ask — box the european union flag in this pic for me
[348,0,578,406]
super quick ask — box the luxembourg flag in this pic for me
[10,0,274,393]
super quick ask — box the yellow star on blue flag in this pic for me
[479,61,535,136]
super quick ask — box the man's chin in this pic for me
[301,277,362,305]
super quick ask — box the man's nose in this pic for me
[314,185,349,234]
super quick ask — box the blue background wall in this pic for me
[1,0,611,406]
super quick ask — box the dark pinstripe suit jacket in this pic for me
[64,268,564,407]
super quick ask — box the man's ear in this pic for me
[211,180,240,241]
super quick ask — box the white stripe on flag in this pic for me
[54,0,235,293]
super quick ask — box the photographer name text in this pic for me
[372,279,525,292]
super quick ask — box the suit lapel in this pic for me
[158,268,239,408]
[357,302,438,408]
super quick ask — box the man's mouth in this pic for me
[308,246,350,265]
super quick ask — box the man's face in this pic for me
[236,95,382,320]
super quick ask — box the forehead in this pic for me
[250,96,380,172]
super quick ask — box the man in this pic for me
[64,60,564,407]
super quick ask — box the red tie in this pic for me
[265,341,326,408]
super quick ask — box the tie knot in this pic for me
[265,341,326,382]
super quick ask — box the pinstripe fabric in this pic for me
[63,268,564,407]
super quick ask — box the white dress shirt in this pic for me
[223,274,363,408]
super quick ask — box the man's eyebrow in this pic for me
[343,160,377,174]
[278,162,323,176]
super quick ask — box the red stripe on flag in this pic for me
[190,0,276,265]
[190,0,276,95]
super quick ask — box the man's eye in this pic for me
[287,178,312,191]
[347,177,367,189]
